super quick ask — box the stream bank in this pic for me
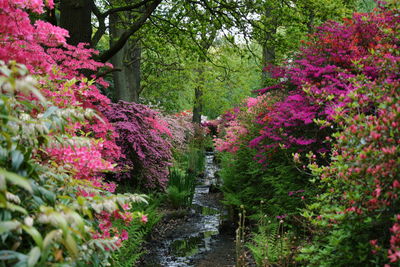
[139,152,236,267]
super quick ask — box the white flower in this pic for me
[24,216,34,227]
[6,192,21,204]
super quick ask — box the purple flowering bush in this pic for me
[101,101,173,190]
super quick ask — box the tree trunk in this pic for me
[192,85,203,123]
[110,13,142,102]
[261,7,276,87]
[60,0,92,46]
[261,40,275,86]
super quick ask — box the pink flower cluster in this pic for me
[158,110,195,151]
[214,120,248,153]
[46,144,116,191]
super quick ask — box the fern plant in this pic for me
[247,216,292,267]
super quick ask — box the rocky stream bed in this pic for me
[139,152,236,267]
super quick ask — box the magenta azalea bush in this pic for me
[251,4,400,157]
[101,101,173,190]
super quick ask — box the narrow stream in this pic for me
[151,151,230,266]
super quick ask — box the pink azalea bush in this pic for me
[158,110,195,152]
[214,120,248,153]
[299,22,400,265]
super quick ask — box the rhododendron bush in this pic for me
[0,1,147,265]
[210,94,311,218]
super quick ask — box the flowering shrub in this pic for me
[298,24,400,265]
[158,110,195,152]
[0,1,148,265]
[0,63,147,266]
[214,120,248,153]
[210,95,311,218]
[251,3,400,157]
[0,0,121,162]
[213,4,400,266]
[101,101,173,190]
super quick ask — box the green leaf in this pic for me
[0,174,6,191]
[0,168,32,193]
[68,211,85,232]
[43,230,61,249]
[51,212,68,234]
[0,202,28,214]
[27,246,41,267]
[0,250,27,261]
[0,220,21,234]
[63,233,78,259]
[38,187,56,204]
[11,150,24,170]
[22,225,43,249]
[77,196,86,205]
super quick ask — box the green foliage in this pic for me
[166,168,195,209]
[201,42,262,119]
[219,146,309,219]
[141,39,262,118]
[247,217,294,266]
[0,63,95,266]
[186,146,205,177]
[166,139,206,209]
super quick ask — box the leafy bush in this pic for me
[212,94,310,220]
[111,198,161,267]
[0,62,147,266]
[247,217,294,266]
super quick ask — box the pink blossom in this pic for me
[141,215,148,223]
[121,230,128,241]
